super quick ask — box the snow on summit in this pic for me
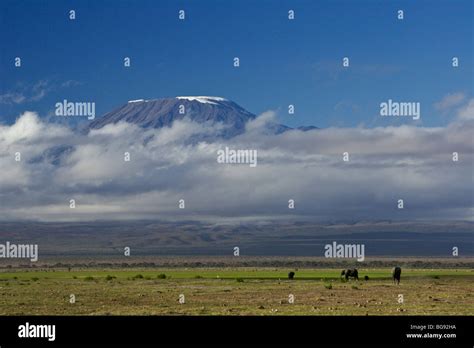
[176,96,227,105]
[127,97,227,105]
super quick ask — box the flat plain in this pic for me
[0,266,472,315]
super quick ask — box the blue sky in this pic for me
[0,0,472,128]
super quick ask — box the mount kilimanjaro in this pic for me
[88,96,317,138]
[36,97,317,165]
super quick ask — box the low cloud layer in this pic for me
[0,106,473,222]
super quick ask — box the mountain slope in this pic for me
[89,97,256,138]
[88,96,316,137]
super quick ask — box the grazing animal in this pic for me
[288,272,295,280]
[341,270,346,277]
[392,267,401,284]
[364,275,369,281]
[343,269,359,281]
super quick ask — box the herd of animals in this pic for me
[287,266,402,284]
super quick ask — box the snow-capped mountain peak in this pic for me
[89,97,317,138]
[176,96,227,105]
[89,97,256,138]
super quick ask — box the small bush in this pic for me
[194,275,203,279]
[72,276,77,279]
[236,278,244,283]
[84,276,94,281]
[351,285,358,290]
[432,275,440,279]
[324,283,332,289]
[31,277,39,281]
[157,273,167,279]
[105,275,116,281]
[132,274,144,280]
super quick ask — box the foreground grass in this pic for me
[0,268,472,315]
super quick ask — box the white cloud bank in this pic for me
[0,108,472,222]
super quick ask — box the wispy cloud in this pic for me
[433,93,473,122]
[0,79,81,105]
[0,92,27,104]
[434,92,466,112]
[457,98,474,120]
[312,61,402,81]
[60,80,82,88]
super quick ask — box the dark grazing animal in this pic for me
[392,267,401,284]
[342,269,359,280]
[288,272,295,280]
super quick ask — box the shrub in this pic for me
[236,278,244,283]
[157,273,167,279]
[105,275,116,281]
[351,285,359,290]
[132,274,144,280]
[84,276,94,281]
[324,283,332,289]
[194,275,203,279]
[31,277,39,281]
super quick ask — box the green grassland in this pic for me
[0,268,472,315]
